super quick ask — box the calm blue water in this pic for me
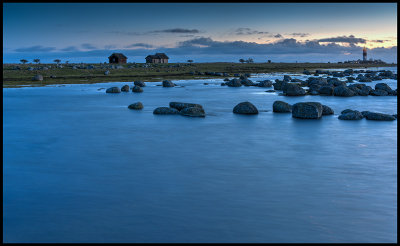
[3,67,397,243]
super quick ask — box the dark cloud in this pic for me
[234,28,269,35]
[273,34,283,38]
[289,33,310,37]
[107,31,141,36]
[125,43,154,48]
[15,45,56,52]
[152,28,200,34]
[81,43,97,50]
[60,46,79,52]
[317,35,366,44]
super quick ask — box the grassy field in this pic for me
[3,62,397,88]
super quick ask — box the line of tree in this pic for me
[239,58,254,63]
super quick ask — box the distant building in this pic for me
[145,53,169,63]
[109,53,127,64]
[363,47,367,62]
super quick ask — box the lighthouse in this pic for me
[363,47,367,62]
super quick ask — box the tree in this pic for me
[267,60,271,63]
[187,60,193,63]
[65,61,69,64]
[20,59,28,64]
[246,58,254,63]
[54,59,61,64]
[239,59,245,63]
[33,59,40,64]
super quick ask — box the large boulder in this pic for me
[233,102,259,115]
[369,89,388,96]
[375,83,392,93]
[226,78,242,87]
[257,80,273,87]
[121,85,130,92]
[283,83,306,96]
[132,85,143,93]
[333,86,355,97]
[318,86,334,95]
[273,101,292,113]
[162,80,175,87]
[241,78,256,86]
[153,107,179,115]
[273,80,288,91]
[338,110,363,120]
[292,102,323,119]
[128,102,143,110]
[32,74,43,81]
[180,107,206,117]
[106,87,121,93]
[364,112,396,121]
[322,105,334,115]
[134,81,146,87]
[169,102,203,111]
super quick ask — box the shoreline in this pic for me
[3,63,397,88]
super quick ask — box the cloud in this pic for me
[234,28,269,35]
[14,45,56,52]
[107,31,141,36]
[289,33,310,37]
[81,43,97,50]
[104,45,117,50]
[125,43,154,49]
[273,34,283,38]
[61,46,79,52]
[317,35,366,44]
[151,28,200,34]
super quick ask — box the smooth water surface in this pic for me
[3,67,397,243]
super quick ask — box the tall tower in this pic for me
[363,47,367,62]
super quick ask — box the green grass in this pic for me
[3,62,396,88]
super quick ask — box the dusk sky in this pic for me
[3,3,398,63]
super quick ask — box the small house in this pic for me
[145,53,169,63]
[109,53,127,64]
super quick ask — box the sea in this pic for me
[3,66,397,243]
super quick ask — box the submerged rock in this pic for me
[257,80,273,87]
[226,78,242,87]
[322,105,334,115]
[273,101,292,113]
[121,85,130,92]
[169,102,203,111]
[292,102,323,119]
[338,110,363,120]
[375,83,392,92]
[162,80,175,87]
[153,107,179,115]
[364,112,396,121]
[128,102,143,110]
[180,107,206,117]
[106,87,121,93]
[132,85,143,93]
[134,81,146,87]
[233,102,259,115]
[333,86,355,97]
[369,89,388,96]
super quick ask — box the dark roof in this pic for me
[109,53,127,59]
[146,53,169,59]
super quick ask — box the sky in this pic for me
[3,3,398,63]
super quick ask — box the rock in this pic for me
[322,105,334,115]
[303,70,311,75]
[364,112,396,121]
[318,86,334,95]
[359,78,372,82]
[241,78,256,86]
[292,102,323,119]
[333,86,355,97]
[233,102,259,115]
[180,107,206,117]
[226,78,242,87]
[265,90,276,93]
[283,75,292,82]
[104,70,110,75]
[338,110,363,120]
[308,90,320,95]
[128,102,143,110]
[121,85,130,92]
[283,83,306,96]
[106,87,121,93]
[347,77,355,83]
[375,83,392,92]
[32,74,43,81]
[132,85,143,93]
[273,101,292,113]
[134,81,146,87]
[273,80,288,90]
[257,80,273,87]
[221,83,226,86]
[393,114,397,119]
[153,107,179,115]
[369,89,388,96]
[388,89,397,96]
[162,80,175,87]
[169,102,203,111]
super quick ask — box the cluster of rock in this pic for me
[106,81,147,93]
[221,76,273,88]
[338,109,396,121]
[302,69,396,80]
[272,100,334,119]
[153,102,205,117]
